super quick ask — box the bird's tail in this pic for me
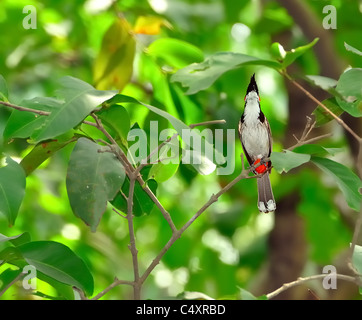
[257,173,276,213]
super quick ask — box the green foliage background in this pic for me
[0,0,361,299]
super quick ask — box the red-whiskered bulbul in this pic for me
[238,73,276,213]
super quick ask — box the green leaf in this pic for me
[66,138,126,231]
[171,52,281,95]
[281,38,319,68]
[335,68,362,117]
[336,68,362,100]
[148,161,180,183]
[17,241,94,296]
[148,131,180,182]
[270,150,310,173]
[0,250,75,299]
[20,133,79,176]
[97,104,130,149]
[312,97,344,127]
[108,94,225,174]
[344,42,362,56]
[182,149,217,175]
[293,144,342,157]
[3,97,62,141]
[0,157,26,226]
[0,268,22,293]
[270,42,286,61]
[0,74,8,102]
[148,38,204,69]
[336,99,362,118]
[311,156,362,211]
[112,177,158,217]
[148,149,180,183]
[305,75,338,94]
[0,232,31,246]
[31,77,116,143]
[93,17,136,91]
[36,272,76,300]
[0,246,23,265]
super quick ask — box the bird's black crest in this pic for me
[246,73,259,95]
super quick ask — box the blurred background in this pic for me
[0,0,361,299]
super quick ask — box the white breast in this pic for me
[240,92,270,161]
[241,122,270,161]
[243,96,260,126]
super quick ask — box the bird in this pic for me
[238,73,276,213]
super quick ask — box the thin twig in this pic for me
[266,273,361,300]
[0,101,50,116]
[138,175,177,233]
[300,116,313,141]
[282,72,361,143]
[91,278,134,300]
[286,133,333,151]
[126,174,141,300]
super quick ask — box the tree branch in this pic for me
[126,173,141,300]
[90,278,134,300]
[0,100,50,116]
[89,112,178,234]
[282,71,361,143]
[140,167,252,285]
[266,273,361,300]
[285,116,333,151]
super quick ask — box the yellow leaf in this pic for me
[93,17,136,91]
[133,16,171,35]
